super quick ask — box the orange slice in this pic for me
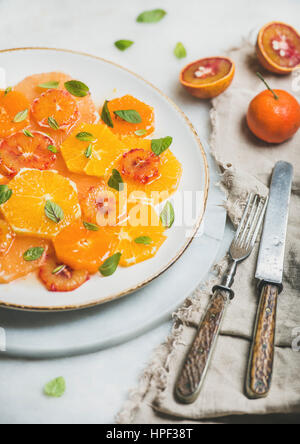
[53,221,118,273]
[1,169,81,239]
[0,236,48,283]
[180,57,235,99]
[15,72,97,145]
[39,254,89,292]
[0,89,30,138]
[0,219,15,255]
[0,131,56,178]
[257,22,300,74]
[61,123,127,177]
[31,89,79,130]
[102,95,155,137]
[117,204,166,267]
[110,137,182,204]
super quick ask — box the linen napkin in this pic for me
[117,42,300,424]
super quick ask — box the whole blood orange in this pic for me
[257,22,300,74]
[247,75,300,144]
[180,57,235,99]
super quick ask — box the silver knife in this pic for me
[246,161,293,399]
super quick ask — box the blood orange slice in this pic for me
[180,57,235,99]
[0,89,30,138]
[0,131,56,178]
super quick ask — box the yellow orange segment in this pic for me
[0,236,48,283]
[1,169,81,239]
[0,90,30,138]
[102,95,155,137]
[0,219,15,256]
[61,123,128,177]
[109,137,182,204]
[54,221,119,273]
[117,204,166,267]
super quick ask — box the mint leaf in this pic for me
[23,247,45,262]
[45,200,64,223]
[44,377,66,398]
[23,129,34,138]
[174,42,187,59]
[13,109,28,123]
[76,132,94,142]
[134,236,152,245]
[137,9,167,23]
[99,253,122,277]
[4,87,12,96]
[160,201,175,228]
[85,144,93,158]
[151,137,173,156]
[101,100,114,128]
[64,80,89,98]
[114,109,142,124]
[52,265,66,275]
[115,40,134,51]
[38,81,59,89]
[47,145,57,154]
[48,116,60,130]
[135,129,147,136]
[83,221,99,232]
[0,185,12,205]
[108,169,124,192]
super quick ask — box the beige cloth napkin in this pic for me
[117,42,300,424]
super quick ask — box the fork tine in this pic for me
[244,195,263,247]
[234,193,253,242]
[249,196,269,248]
[239,194,259,247]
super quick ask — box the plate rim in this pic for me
[0,46,209,312]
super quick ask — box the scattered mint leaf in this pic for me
[0,185,12,205]
[76,132,94,142]
[115,40,134,51]
[13,109,28,123]
[134,236,152,245]
[44,377,66,398]
[114,109,142,124]
[108,169,124,192]
[137,9,167,23]
[52,265,66,275]
[160,201,175,228]
[23,129,34,138]
[64,80,89,98]
[83,221,99,231]
[99,253,122,277]
[48,116,60,130]
[38,81,59,89]
[151,137,173,156]
[45,200,64,223]
[23,247,45,262]
[174,42,187,59]
[4,87,12,96]
[47,145,57,154]
[135,129,147,136]
[101,100,114,128]
[85,144,93,158]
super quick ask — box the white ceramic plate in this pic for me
[0,48,209,311]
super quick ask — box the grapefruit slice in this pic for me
[0,219,15,255]
[0,236,48,283]
[180,57,235,99]
[0,89,30,138]
[257,22,300,74]
[101,95,155,137]
[117,204,166,267]
[39,254,89,292]
[0,131,56,178]
[1,169,81,239]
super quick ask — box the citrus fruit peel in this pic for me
[180,57,235,99]
[256,21,300,75]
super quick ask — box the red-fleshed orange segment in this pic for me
[39,254,89,292]
[109,137,182,204]
[0,219,15,256]
[121,149,160,184]
[31,89,80,130]
[102,95,155,137]
[53,221,119,274]
[0,89,30,138]
[0,131,56,178]
[0,236,48,283]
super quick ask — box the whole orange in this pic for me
[247,88,300,144]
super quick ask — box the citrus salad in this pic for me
[0,72,182,292]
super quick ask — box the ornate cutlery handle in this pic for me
[246,284,278,399]
[175,288,232,404]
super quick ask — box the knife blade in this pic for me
[246,161,293,399]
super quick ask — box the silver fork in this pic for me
[175,193,268,404]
